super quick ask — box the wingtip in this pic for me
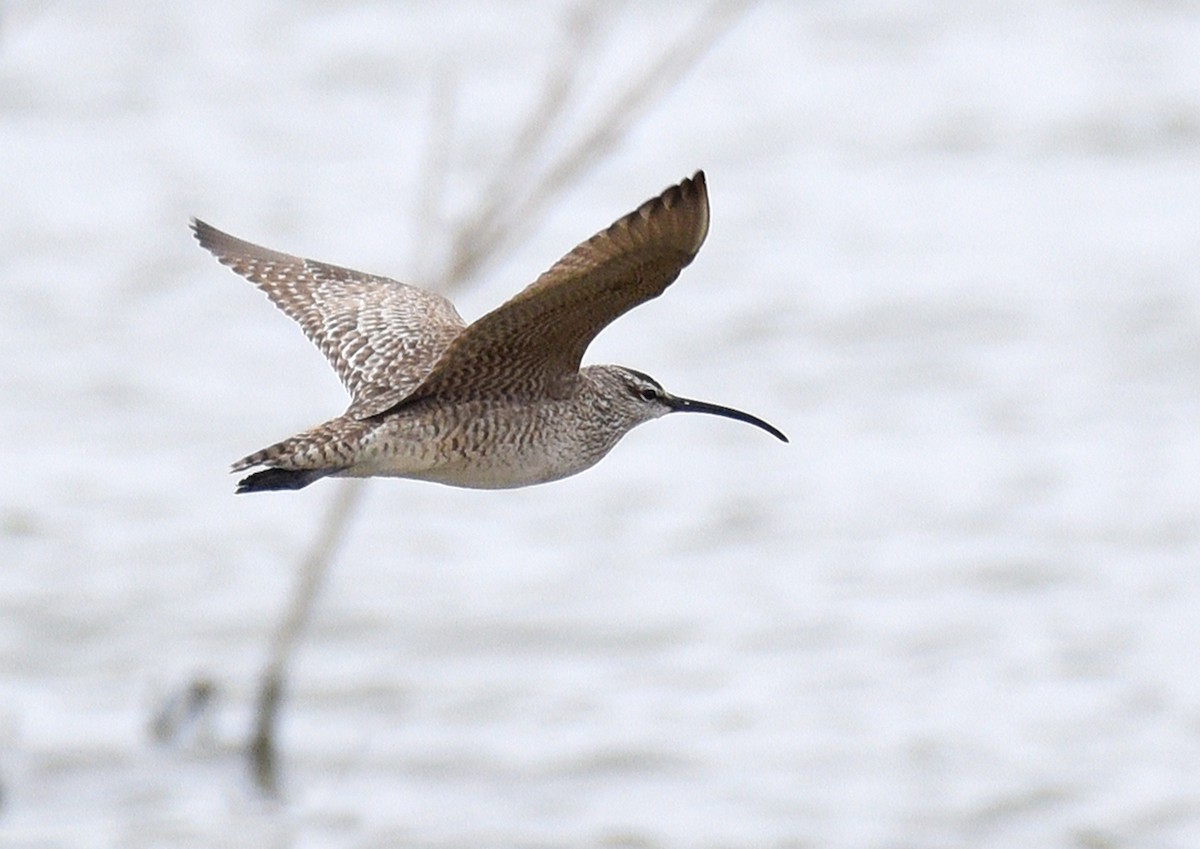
[676,170,706,200]
[658,170,705,204]
[683,170,706,200]
[677,170,709,251]
[190,217,217,250]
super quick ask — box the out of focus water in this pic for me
[3,2,1200,847]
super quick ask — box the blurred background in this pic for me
[2,1,1200,846]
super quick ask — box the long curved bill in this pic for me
[666,395,788,442]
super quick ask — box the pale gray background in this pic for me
[2,2,1199,847]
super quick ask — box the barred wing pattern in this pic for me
[407,171,710,403]
[192,221,466,419]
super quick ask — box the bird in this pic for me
[192,171,786,494]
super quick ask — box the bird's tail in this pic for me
[231,416,367,494]
[236,467,338,493]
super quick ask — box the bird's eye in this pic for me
[639,387,658,401]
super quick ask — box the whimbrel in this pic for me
[193,171,786,493]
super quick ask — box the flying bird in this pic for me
[192,171,786,494]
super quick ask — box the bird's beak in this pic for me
[665,395,788,442]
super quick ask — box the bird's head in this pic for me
[584,365,788,442]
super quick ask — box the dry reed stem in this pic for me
[244,0,752,794]
[444,0,751,290]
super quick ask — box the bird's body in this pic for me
[193,172,785,493]
[237,369,644,489]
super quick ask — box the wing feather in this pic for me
[192,220,466,418]
[405,171,709,403]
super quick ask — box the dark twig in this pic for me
[249,478,365,793]
[412,65,460,282]
[444,0,750,290]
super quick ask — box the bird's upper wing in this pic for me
[192,220,466,419]
[403,171,710,404]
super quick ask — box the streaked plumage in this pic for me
[193,171,786,493]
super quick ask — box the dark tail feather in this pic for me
[235,467,337,494]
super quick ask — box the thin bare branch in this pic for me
[412,66,460,281]
[250,477,366,794]
[444,0,752,290]
[239,0,753,795]
[440,1,605,290]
